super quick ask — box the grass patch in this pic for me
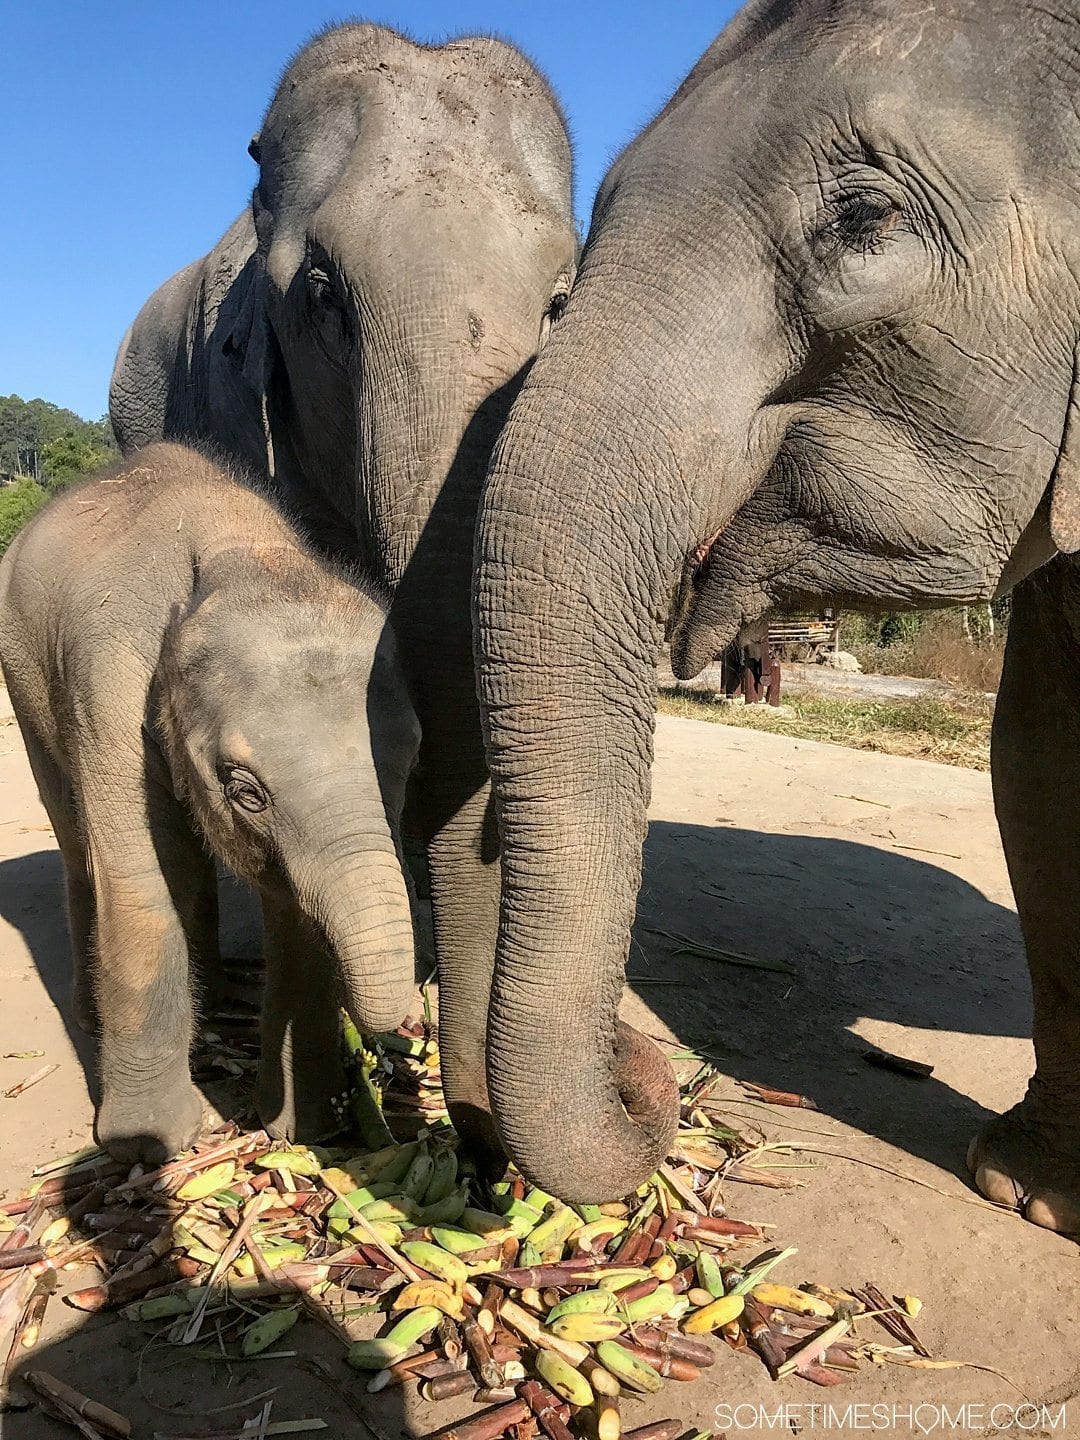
[658,686,992,770]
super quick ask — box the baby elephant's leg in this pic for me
[88,782,207,1164]
[256,892,348,1143]
[21,730,98,1032]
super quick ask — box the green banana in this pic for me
[241,1306,300,1356]
[595,1341,664,1394]
[497,1198,544,1238]
[527,1206,579,1258]
[535,1350,594,1407]
[358,1196,421,1224]
[399,1150,434,1202]
[460,1207,513,1237]
[418,1190,468,1225]
[574,1204,604,1223]
[346,1305,443,1370]
[696,1251,725,1298]
[524,1187,558,1212]
[550,1314,627,1343]
[423,1147,458,1205]
[546,1290,617,1324]
[327,1180,401,1219]
[621,1283,677,1324]
[121,1294,194,1322]
[400,1241,469,1285]
[253,1149,321,1176]
[431,1225,506,1254]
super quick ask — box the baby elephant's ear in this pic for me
[1050,341,1080,553]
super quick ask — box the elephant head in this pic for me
[227,23,575,589]
[156,552,419,1037]
[476,0,1079,1199]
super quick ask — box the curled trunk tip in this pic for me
[491,1020,680,1205]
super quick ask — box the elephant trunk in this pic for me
[293,810,415,1037]
[475,308,704,1200]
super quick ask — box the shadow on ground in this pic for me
[0,819,1026,1199]
[629,820,1027,1179]
[0,851,433,1126]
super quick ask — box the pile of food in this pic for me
[0,1017,933,1439]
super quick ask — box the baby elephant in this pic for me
[0,443,419,1162]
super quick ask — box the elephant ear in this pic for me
[211,211,282,485]
[1049,340,1080,554]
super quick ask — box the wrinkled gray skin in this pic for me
[109,25,577,1152]
[476,0,1080,1224]
[0,444,419,1161]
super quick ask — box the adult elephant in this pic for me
[475,0,1080,1227]
[110,23,577,1147]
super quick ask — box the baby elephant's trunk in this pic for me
[296,821,416,1036]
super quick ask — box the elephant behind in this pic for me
[110,23,577,1149]
[475,0,1080,1228]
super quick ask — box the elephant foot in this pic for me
[96,1074,204,1166]
[256,1049,348,1145]
[968,1095,1080,1235]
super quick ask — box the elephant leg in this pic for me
[969,557,1080,1233]
[418,732,502,1162]
[188,866,224,1025]
[255,892,348,1143]
[21,728,98,1033]
[90,779,206,1164]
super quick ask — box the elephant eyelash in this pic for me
[219,764,271,814]
[819,196,901,257]
[307,268,339,303]
[539,274,573,348]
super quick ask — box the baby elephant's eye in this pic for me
[221,766,270,814]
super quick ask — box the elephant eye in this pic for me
[220,765,270,814]
[818,194,901,258]
[305,258,354,367]
[307,266,341,307]
[539,273,572,349]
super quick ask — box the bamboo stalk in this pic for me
[517,1380,574,1440]
[420,1398,529,1440]
[0,1246,45,1270]
[366,1347,444,1392]
[621,1424,684,1440]
[65,1257,202,1311]
[24,1370,131,1438]
[463,1307,503,1389]
[619,1327,715,1368]
[108,1134,267,1199]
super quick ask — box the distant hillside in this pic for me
[0,393,118,489]
[0,394,121,552]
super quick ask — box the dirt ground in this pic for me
[1,698,1077,1439]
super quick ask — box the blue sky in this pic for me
[2,2,737,421]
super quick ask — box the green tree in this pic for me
[0,394,117,481]
[41,430,115,489]
[0,478,47,554]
